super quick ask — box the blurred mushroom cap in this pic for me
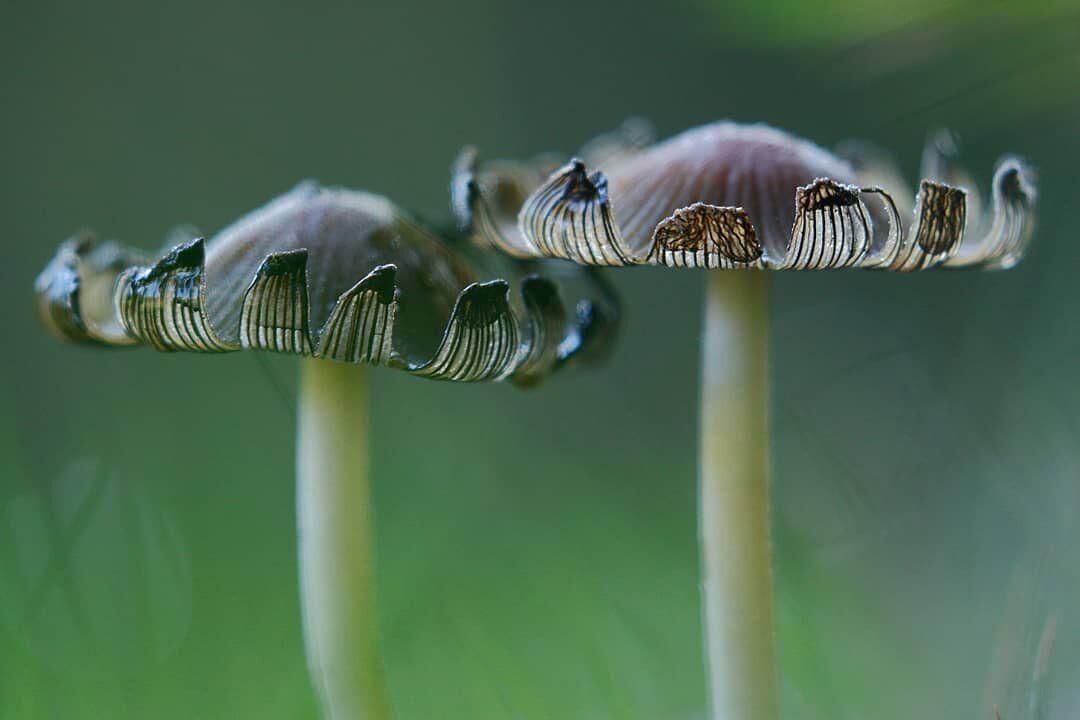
[35,182,618,386]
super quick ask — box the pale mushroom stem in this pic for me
[297,357,390,720]
[699,270,777,720]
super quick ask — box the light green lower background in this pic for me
[1,1,1077,718]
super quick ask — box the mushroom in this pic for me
[455,120,1037,720]
[34,181,617,719]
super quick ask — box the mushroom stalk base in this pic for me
[699,271,777,720]
[297,358,388,720]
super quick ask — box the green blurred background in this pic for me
[2,0,1078,717]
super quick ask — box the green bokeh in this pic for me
[2,1,1078,718]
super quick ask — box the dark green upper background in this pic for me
[2,1,1077,718]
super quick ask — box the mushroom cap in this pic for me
[455,120,1036,272]
[35,183,619,385]
[202,183,473,361]
[606,122,856,259]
